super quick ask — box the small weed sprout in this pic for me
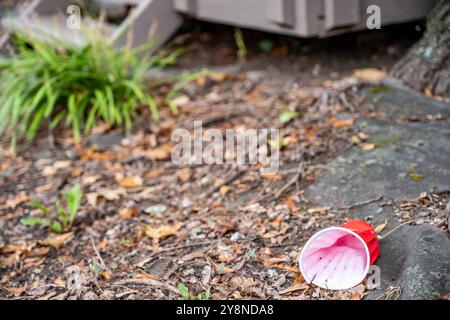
[177,283,211,300]
[21,184,83,233]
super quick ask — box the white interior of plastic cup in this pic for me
[299,227,370,290]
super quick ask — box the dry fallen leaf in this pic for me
[36,183,53,192]
[305,126,318,142]
[353,68,386,82]
[100,188,127,200]
[81,175,101,185]
[80,148,114,161]
[135,273,161,280]
[2,192,28,209]
[1,243,34,254]
[219,186,230,195]
[177,168,191,182]
[306,206,330,214]
[260,171,283,180]
[96,239,108,250]
[24,257,46,269]
[118,207,137,220]
[375,219,388,234]
[209,72,227,82]
[2,285,25,296]
[329,117,356,128]
[39,232,74,249]
[230,276,256,291]
[293,272,306,285]
[283,197,299,213]
[207,257,235,274]
[0,254,20,267]
[117,176,143,188]
[86,193,98,207]
[263,255,290,267]
[441,292,450,300]
[42,160,72,177]
[54,278,66,287]
[86,188,127,206]
[270,214,284,230]
[279,283,309,295]
[146,143,172,161]
[360,143,376,151]
[141,222,182,240]
[349,284,366,300]
[28,247,50,257]
[273,264,301,274]
[358,132,370,141]
[101,271,113,280]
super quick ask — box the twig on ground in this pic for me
[164,260,205,280]
[259,163,304,203]
[336,196,383,210]
[275,163,304,198]
[377,219,417,240]
[267,241,302,248]
[248,179,273,205]
[114,278,179,295]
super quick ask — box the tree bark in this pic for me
[390,0,450,97]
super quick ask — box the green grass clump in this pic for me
[0,33,182,149]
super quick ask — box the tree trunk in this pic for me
[390,0,450,97]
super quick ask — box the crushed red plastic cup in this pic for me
[299,220,380,290]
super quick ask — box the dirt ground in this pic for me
[0,19,449,300]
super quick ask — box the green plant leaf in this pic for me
[89,260,103,276]
[166,100,179,116]
[177,283,190,300]
[197,290,211,300]
[279,109,299,123]
[65,184,82,226]
[20,217,49,227]
[30,199,50,216]
[0,32,187,145]
[56,200,67,227]
[50,220,63,233]
[148,96,159,121]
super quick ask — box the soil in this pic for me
[0,12,449,300]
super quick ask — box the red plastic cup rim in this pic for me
[299,226,371,290]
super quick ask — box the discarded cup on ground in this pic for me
[299,220,380,290]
